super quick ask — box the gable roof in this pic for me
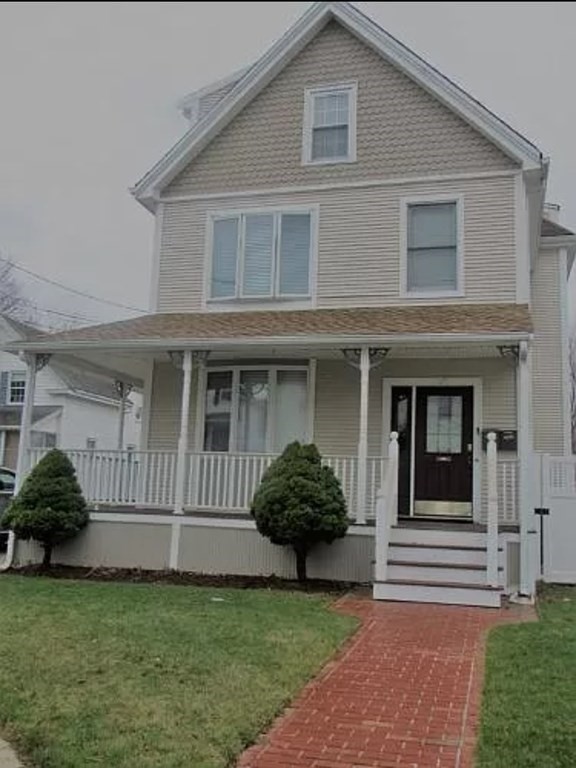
[132,1,543,210]
[541,218,575,238]
[49,363,122,402]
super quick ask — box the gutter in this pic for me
[9,331,534,354]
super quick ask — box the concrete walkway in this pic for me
[239,597,534,768]
[0,740,21,768]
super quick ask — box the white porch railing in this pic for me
[27,448,386,523]
[497,459,519,523]
[374,433,399,584]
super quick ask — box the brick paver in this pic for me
[238,597,535,768]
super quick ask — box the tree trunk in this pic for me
[42,543,53,569]
[294,544,308,583]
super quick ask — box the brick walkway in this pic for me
[238,597,535,768]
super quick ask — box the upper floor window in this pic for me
[210,210,313,301]
[404,200,462,296]
[303,83,357,165]
[9,372,26,404]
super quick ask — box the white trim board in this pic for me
[132,2,542,210]
[382,377,483,521]
[159,169,518,204]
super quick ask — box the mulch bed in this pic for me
[5,564,357,593]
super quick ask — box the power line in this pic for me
[0,254,147,314]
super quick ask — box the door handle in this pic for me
[435,456,453,463]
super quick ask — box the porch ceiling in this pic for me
[8,304,532,358]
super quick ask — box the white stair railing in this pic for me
[486,432,499,587]
[375,432,399,583]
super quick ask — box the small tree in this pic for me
[251,442,348,582]
[3,449,88,568]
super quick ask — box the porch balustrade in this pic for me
[26,448,386,523]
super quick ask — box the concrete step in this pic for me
[387,560,502,586]
[388,542,490,566]
[391,526,487,548]
[373,579,502,608]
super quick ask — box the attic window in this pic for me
[303,83,357,165]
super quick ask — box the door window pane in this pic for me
[237,371,269,453]
[407,203,458,292]
[204,371,233,451]
[426,395,462,454]
[211,218,239,298]
[275,371,308,450]
[242,214,274,296]
[279,214,310,296]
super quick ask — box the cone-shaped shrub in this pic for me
[251,442,348,582]
[3,449,88,568]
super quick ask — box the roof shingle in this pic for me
[24,304,532,348]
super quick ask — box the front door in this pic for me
[390,385,474,518]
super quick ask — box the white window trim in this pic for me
[400,194,465,299]
[204,205,318,309]
[8,371,27,405]
[195,363,312,454]
[302,82,358,166]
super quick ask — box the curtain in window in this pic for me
[312,92,349,160]
[211,218,238,298]
[407,203,457,292]
[237,371,269,453]
[275,371,308,451]
[242,214,274,296]
[279,214,311,295]
[203,371,233,451]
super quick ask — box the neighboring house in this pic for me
[7,2,575,605]
[0,315,141,468]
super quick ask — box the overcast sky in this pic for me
[0,2,574,327]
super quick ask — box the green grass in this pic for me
[0,576,356,768]
[477,585,576,767]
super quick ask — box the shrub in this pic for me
[251,442,348,581]
[3,449,88,568]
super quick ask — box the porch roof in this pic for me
[11,304,532,353]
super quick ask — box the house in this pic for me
[4,1,575,605]
[0,315,141,471]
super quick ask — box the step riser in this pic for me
[373,582,501,608]
[391,528,486,547]
[387,564,491,585]
[388,546,487,566]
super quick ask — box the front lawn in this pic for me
[477,585,576,767]
[0,576,356,768]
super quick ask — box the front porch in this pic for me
[6,304,536,602]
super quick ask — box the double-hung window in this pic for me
[210,210,313,301]
[303,83,357,165]
[405,201,461,295]
[203,367,309,454]
[8,372,26,404]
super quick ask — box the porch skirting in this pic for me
[13,512,521,591]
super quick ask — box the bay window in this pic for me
[203,367,309,453]
[210,210,313,301]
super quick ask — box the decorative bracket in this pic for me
[34,353,52,372]
[191,350,210,365]
[168,350,184,369]
[114,380,134,399]
[169,350,210,369]
[341,348,390,370]
[498,345,520,362]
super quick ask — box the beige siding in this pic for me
[166,21,515,197]
[314,358,516,456]
[158,175,517,312]
[147,362,198,450]
[532,251,567,454]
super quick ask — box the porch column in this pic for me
[114,380,133,451]
[173,350,193,516]
[356,347,371,524]
[15,353,49,491]
[517,340,537,597]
